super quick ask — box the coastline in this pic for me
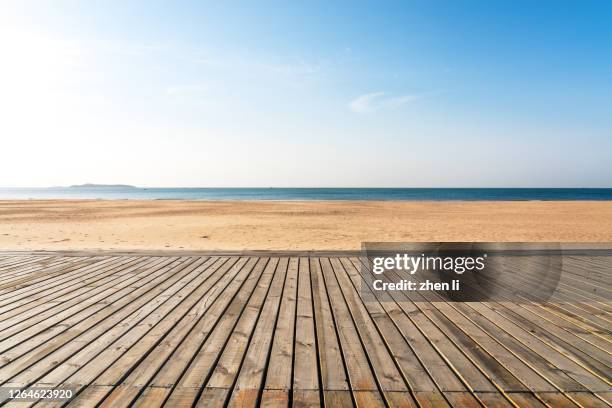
[2,199,612,250]
[2,187,612,201]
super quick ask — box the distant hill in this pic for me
[69,184,137,189]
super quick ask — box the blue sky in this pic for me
[1,0,611,187]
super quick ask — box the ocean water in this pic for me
[0,187,611,200]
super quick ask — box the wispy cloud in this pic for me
[348,92,423,113]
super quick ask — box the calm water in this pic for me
[1,187,611,200]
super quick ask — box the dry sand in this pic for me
[1,200,611,251]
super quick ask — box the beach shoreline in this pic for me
[1,199,612,251]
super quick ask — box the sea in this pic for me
[1,187,611,201]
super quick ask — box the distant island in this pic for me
[68,184,137,189]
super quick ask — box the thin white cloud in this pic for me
[348,92,422,113]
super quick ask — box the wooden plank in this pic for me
[503,392,547,407]
[351,257,527,394]
[60,385,114,408]
[384,391,419,407]
[424,270,609,392]
[487,301,612,375]
[0,257,75,286]
[468,255,612,314]
[0,257,157,328]
[352,390,386,407]
[442,391,482,407]
[260,389,289,407]
[322,390,353,408]
[310,258,349,392]
[0,256,103,291]
[510,301,612,355]
[93,257,250,387]
[429,305,583,393]
[411,391,451,408]
[0,256,60,279]
[594,391,612,406]
[264,257,298,391]
[0,257,178,370]
[293,390,321,407]
[0,259,122,328]
[397,263,610,398]
[143,257,263,391]
[565,392,611,408]
[328,259,428,393]
[323,259,418,407]
[318,258,379,392]
[341,258,471,393]
[562,256,612,284]
[0,255,125,327]
[161,257,274,407]
[9,256,217,390]
[91,256,259,408]
[292,257,320,396]
[0,252,606,407]
[95,385,144,407]
[0,257,104,299]
[226,257,291,405]
[0,256,136,315]
[0,257,153,337]
[69,257,248,406]
[473,392,515,407]
[195,387,228,407]
[537,302,612,339]
[0,257,186,358]
[534,392,582,407]
[393,284,561,393]
[196,258,284,404]
[460,302,611,392]
[0,257,206,389]
[490,255,610,304]
[130,386,172,408]
[0,256,40,268]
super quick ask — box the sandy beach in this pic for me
[1,200,611,251]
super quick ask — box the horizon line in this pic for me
[1,186,612,190]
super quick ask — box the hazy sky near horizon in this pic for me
[1,1,611,187]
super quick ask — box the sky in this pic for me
[1,0,611,188]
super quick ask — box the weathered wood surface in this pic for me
[0,253,609,407]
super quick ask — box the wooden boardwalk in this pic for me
[0,253,609,407]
